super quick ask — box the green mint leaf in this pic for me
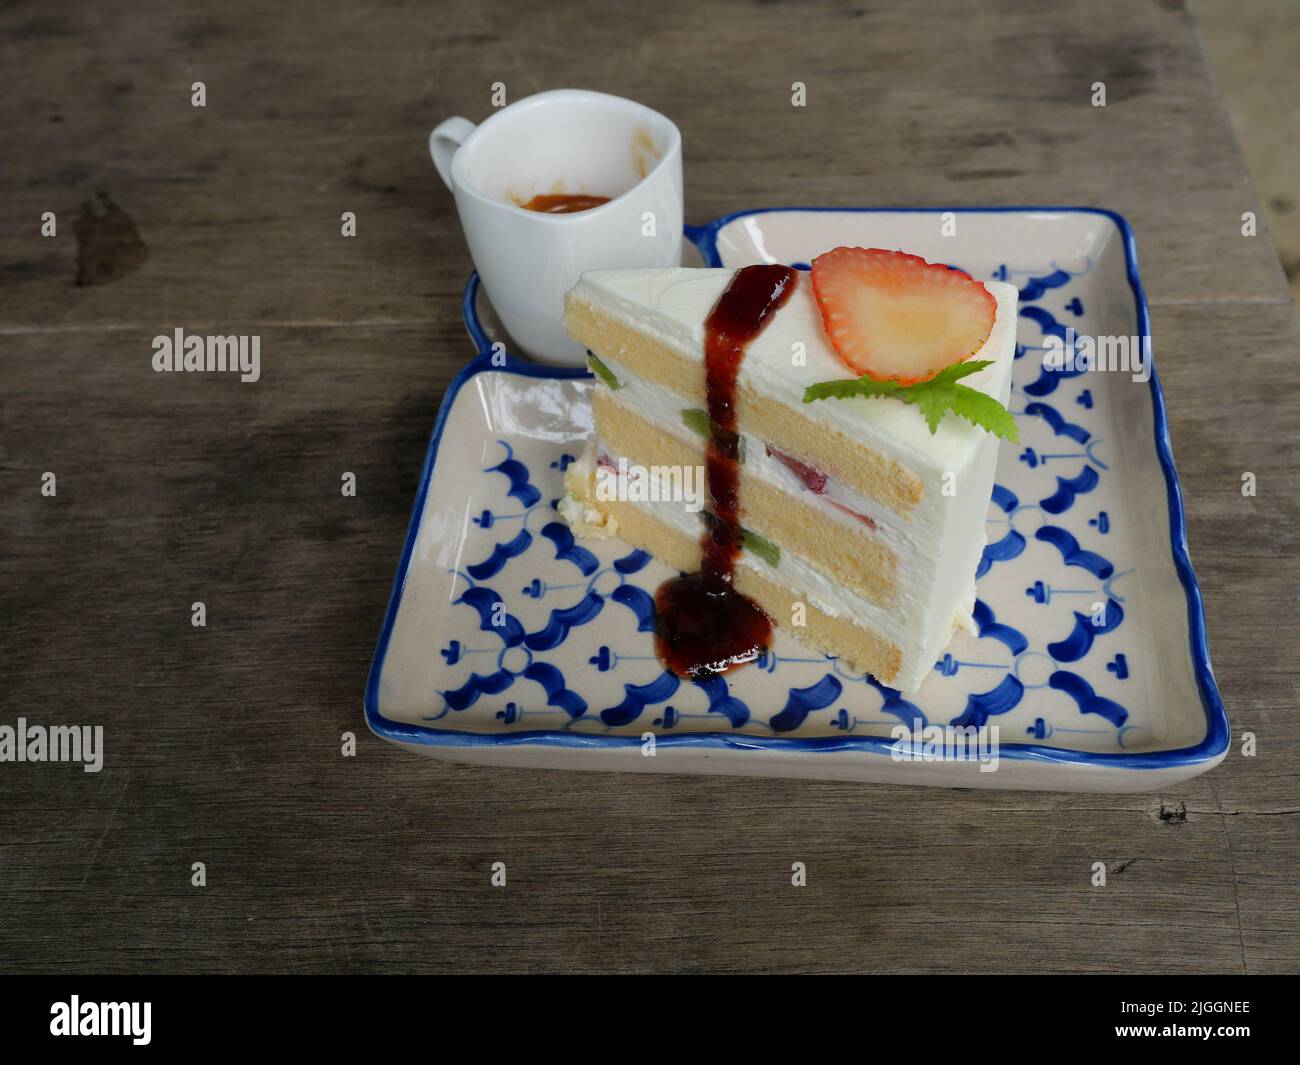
[803,377,904,402]
[904,382,951,434]
[927,359,994,385]
[949,384,1020,442]
[587,352,622,390]
[802,359,1016,440]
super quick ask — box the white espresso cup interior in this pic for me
[460,96,673,209]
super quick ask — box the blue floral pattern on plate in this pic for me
[365,208,1228,790]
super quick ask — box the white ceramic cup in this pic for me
[430,89,683,366]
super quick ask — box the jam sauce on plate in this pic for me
[653,265,799,677]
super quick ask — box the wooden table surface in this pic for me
[2,0,1297,974]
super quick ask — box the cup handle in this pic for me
[429,117,476,191]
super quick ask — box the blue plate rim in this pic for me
[363,205,1230,772]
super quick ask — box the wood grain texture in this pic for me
[1,0,1296,974]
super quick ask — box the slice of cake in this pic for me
[561,248,1018,692]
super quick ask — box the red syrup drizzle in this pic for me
[653,265,799,677]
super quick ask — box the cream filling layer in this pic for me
[573,441,953,690]
[591,361,992,646]
[597,357,908,551]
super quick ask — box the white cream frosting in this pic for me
[570,437,981,691]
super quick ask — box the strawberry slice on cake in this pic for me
[811,247,997,383]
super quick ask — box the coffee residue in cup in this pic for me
[631,127,659,179]
[519,193,611,214]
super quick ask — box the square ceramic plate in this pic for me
[365,207,1228,791]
